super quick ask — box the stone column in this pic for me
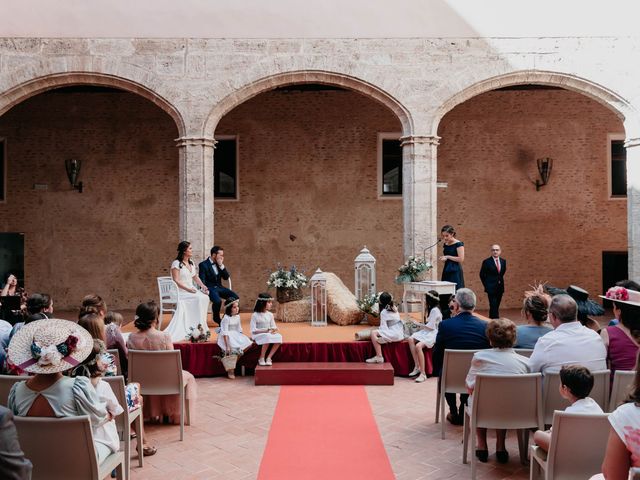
[401,134,440,279]
[175,136,216,260]
[626,137,640,280]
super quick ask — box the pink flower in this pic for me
[606,286,629,301]
[65,334,79,352]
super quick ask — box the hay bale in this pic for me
[274,297,310,323]
[325,272,362,326]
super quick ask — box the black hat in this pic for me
[545,285,604,317]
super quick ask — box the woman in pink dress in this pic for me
[126,301,198,425]
[600,286,640,377]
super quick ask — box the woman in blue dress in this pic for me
[440,225,465,289]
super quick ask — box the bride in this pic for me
[164,241,211,342]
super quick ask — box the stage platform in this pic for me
[121,313,433,378]
[254,362,395,385]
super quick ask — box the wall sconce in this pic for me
[65,159,83,193]
[534,157,553,191]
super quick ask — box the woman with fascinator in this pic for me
[365,292,404,364]
[7,318,112,461]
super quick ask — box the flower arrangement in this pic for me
[605,286,629,301]
[356,292,381,317]
[185,324,211,343]
[267,265,308,289]
[395,256,432,284]
[213,348,245,360]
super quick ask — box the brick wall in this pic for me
[0,90,179,310]
[437,88,626,311]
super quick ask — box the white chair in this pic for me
[106,348,122,376]
[530,411,610,479]
[462,373,543,480]
[0,374,29,406]
[542,370,610,425]
[435,349,481,439]
[514,348,534,358]
[157,276,178,329]
[104,375,143,480]
[609,370,635,412]
[14,415,125,480]
[128,349,188,441]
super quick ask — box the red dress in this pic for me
[606,325,639,376]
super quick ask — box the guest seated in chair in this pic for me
[217,299,253,378]
[6,318,112,462]
[365,292,404,364]
[199,245,238,326]
[127,301,198,426]
[515,284,552,349]
[466,318,530,464]
[104,311,128,377]
[251,293,282,366]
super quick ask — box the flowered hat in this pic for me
[7,319,93,374]
[600,286,640,307]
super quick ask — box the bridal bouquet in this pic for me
[395,256,432,284]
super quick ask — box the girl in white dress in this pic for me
[408,290,442,383]
[366,292,404,364]
[164,241,211,342]
[217,299,253,378]
[250,293,283,366]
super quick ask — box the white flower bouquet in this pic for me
[395,256,432,284]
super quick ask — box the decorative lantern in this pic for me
[354,246,376,301]
[310,268,327,327]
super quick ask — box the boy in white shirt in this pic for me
[533,365,604,451]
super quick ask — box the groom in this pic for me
[198,246,238,325]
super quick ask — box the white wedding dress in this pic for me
[164,260,211,342]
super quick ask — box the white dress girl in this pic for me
[410,306,442,348]
[250,311,283,345]
[377,308,405,343]
[164,260,210,342]
[92,378,124,460]
[217,314,252,350]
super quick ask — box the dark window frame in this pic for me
[378,132,403,199]
[214,135,239,200]
[609,134,627,199]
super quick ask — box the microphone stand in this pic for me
[422,239,441,261]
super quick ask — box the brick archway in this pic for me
[0,72,186,137]
[204,70,413,136]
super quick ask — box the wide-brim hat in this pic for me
[7,318,93,374]
[599,287,640,308]
[545,285,605,316]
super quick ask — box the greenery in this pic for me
[356,291,381,317]
[185,324,211,343]
[267,264,308,289]
[395,256,432,284]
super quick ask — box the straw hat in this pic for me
[7,318,93,374]
[599,286,640,307]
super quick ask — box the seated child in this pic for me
[533,364,604,452]
[366,292,404,364]
[408,290,442,383]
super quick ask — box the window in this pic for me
[0,138,5,202]
[378,133,402,198]
[609,134,626,198]
[214,136,238,199]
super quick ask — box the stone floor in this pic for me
[131,375,530,480]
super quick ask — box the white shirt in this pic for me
[209,258,225,275]
[93,379,124,454]
[465,348,530,390]
[528,321,607,374]
[609,402,640,467]
[565,397,604,414]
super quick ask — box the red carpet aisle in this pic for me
[258,386,395,479]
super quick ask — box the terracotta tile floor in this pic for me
[130,376,530,480]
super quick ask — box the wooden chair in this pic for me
[104,375,143,480]
[106,348,122,376]
[156,276,178,329]
[128,349,188,440]
[530,411,610,479]
[542,370,610,426]
[14,415,124,480]
[435,349,481,439]
[609,370,635,412]
[0,374,29,406]
[462,373,543,480]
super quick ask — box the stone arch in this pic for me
[432,70,640,139]
[204,70,413,137]
[0,72,186,137]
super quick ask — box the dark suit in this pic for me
[432,311,490,418]
[198,258,238,324]
[0,406,32,480]
[479,256,506,319]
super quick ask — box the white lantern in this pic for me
[354,246,376,301]
[310,268,328,327]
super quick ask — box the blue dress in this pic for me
[442,241,464,289]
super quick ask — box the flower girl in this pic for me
[407,290,442,383]
[250,293,283,366]
[365,292,404,364]
[217,299,253,378]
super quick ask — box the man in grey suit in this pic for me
[0,405,32,479]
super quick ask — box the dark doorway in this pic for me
[602,251,628,308]
[0,232,24,285]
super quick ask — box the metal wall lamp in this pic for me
[65,159,83,193]
[534,157,553,191]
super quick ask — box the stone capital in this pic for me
[175,136,217,148]
[625,137,640,148]
[400,135,440,147]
